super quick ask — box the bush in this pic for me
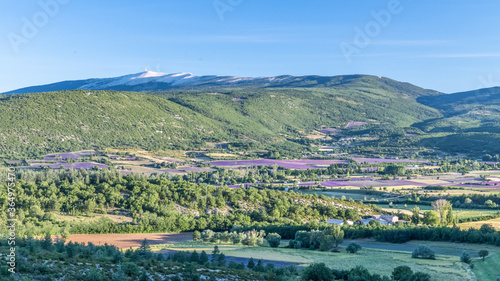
[295,231,311,249]
[460,251,471,263]
[411,245,435,260]
[122,262,141,277]
[86,268,103,281]
[200,230,214,242]
[302,263,334,281]
[392,266,413,281]
[346,242,362,254]
[348,266,373,281]
[410,272,431,281]
[192,230,201,241]
[480,224,495,234]
[267,233,281,248]
[112,266,128,281]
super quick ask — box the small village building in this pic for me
[325,219,345,225]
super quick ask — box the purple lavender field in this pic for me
[44,153,79,160]
[44,150,95,160]
[20,162,109,170]
[206,159,349,170]
[319,181,343,187]
[353,157,428,164]
[64,163,110,169]
[319,128,337,134]
[346,122,367,128]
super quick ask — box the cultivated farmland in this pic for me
[160,241,473,281]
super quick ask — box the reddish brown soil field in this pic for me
[66,232,193,249]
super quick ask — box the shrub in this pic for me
[479,224,495,234]
[410,272,432,281]
[460,251,471,264]
[112,266,128,281]
[200,229,214,242]
[348,266,373,281]
[267,233,281,248]
[86,268,103,281]
[232,232,244,244]
[411,245,435,260]
[392,266,413,280]
[302,263,334,281]
[295,231,311,249]
[122,262,141,277]
[346,242,362,254]
[192,230,201,241]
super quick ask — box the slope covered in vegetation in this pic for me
[0,75,444,158]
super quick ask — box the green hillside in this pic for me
[0,90,231,158]
[417,87,500,133]
[0,76,445,158]
[410,88,500,155]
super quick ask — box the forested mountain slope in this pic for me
[3,73,500,157]
[0,77,442,158]
[0,90,229,158]
[417,87,500,133]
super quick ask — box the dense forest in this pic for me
[0,169,371,237]
[2,168,499,247]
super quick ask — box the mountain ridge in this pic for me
[2,72,500,157]
[2,71,441,97]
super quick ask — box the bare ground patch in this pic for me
[67,232,193,249]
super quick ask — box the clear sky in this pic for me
[1,0,499,93]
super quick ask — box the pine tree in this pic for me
[199,250,209,265]
[217,253,226,267]
[247,257,255,269]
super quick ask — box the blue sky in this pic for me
[1,0,500,93]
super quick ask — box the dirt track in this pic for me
[66,232,193,249]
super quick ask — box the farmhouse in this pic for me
[373,215,399,224]
[356,215,403,226]
[325,219,354,226]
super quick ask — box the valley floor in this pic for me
[158,240,479,281]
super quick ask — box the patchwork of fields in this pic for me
[160,241,474,281]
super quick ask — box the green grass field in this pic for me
[300,190,386,201]
[458,218,500,231]
[159,241,473,281]
[375,203,498,220]
[473,252,500,281]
